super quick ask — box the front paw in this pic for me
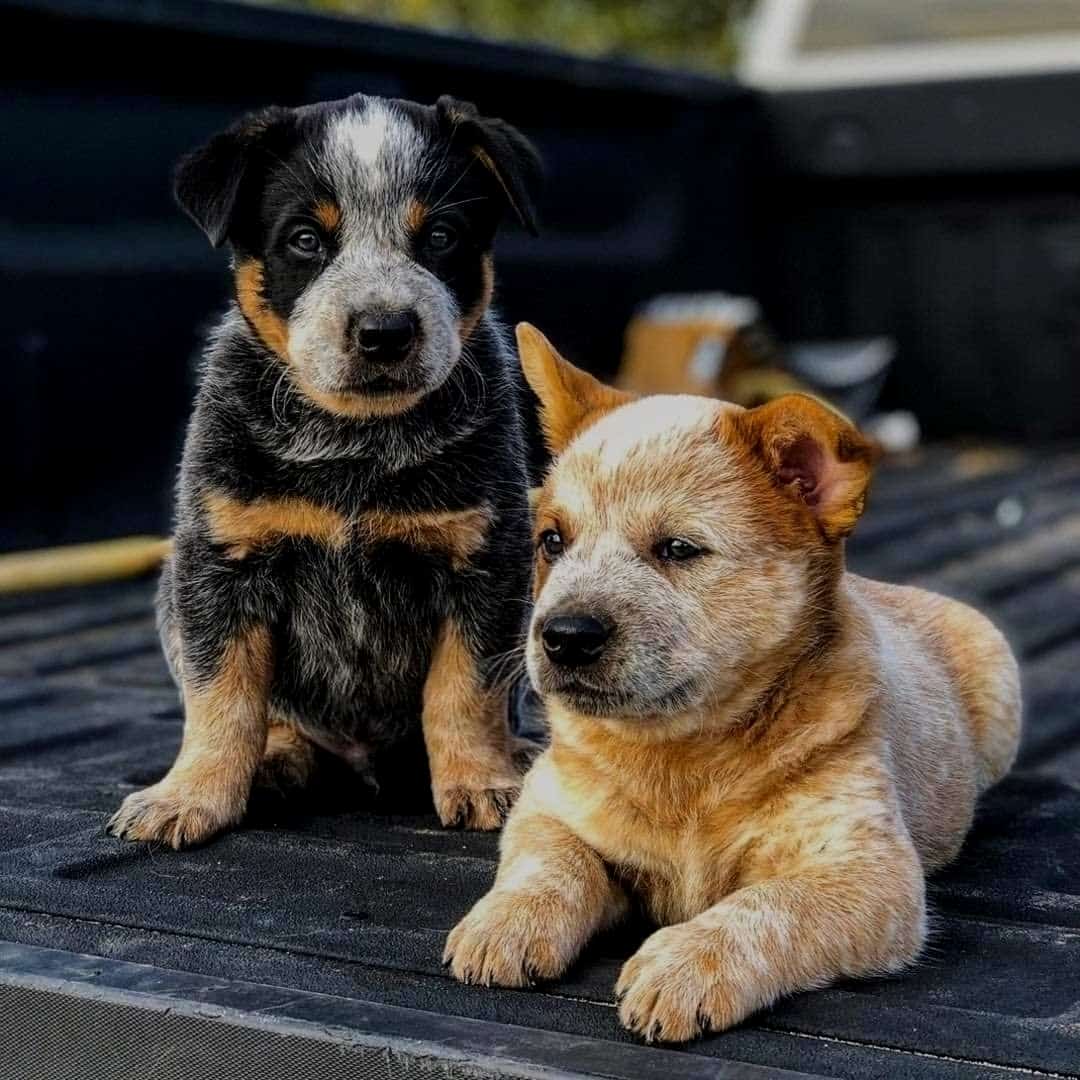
[107,779,242,849]
[434,773,521,830]
[616,923,758,1043]
[444,890,574,987]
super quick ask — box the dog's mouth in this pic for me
[338,373,419,397]
[546,672,701,719]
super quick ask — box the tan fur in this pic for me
[356,505,492,570]
[422,619,522,830]
[107,626,273,848]
[301,385,425,420]
[444,808,628,985]
[516,323,633,453]
[313,200,342,232]
[235,260,290,361]
[404,196,427,233]
[730,393,879,541]
[459,254,494,344]
[205,492,350,558]
[446,337,1021,1042]
[257,721,318,792]
[204,490,490,568]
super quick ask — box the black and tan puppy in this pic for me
[107,93,542,848]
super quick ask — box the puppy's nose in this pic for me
[349,309,418,364]
[542,615,612,667]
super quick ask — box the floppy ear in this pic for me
[734,394,879,542]
[174,106,291,248]
[437,95,543,236]
[516,323,633,454]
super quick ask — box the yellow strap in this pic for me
[0,536,171,594]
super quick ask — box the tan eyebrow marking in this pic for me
[313,201,342,231]
[405,197,427,233]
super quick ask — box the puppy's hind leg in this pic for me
[944,604,1022,793]
[155,551,183,687]
[255,720,318,795]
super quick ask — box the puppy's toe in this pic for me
[107,782,238,849]
[617,954,703,1042]
[445,891,568,987]
[435,781,520,830]
[616,925,748,1043]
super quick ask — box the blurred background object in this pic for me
[617,291,915,451]
[618,293,780,398]
[277,0,755,71]
[741,0,1080,88]
[3,0,1080,555]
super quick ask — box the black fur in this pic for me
[161,93,541,789]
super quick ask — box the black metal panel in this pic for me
[756,76,1080,441]
[0,0,757,552]
[0,943,818,1080]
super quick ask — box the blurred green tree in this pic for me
[281,0,752,70]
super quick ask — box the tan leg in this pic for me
[615,827,926,1042]
[422,619,522,829]
[108,626,272,849]
[255,721,317,793]
[445,799,627,985]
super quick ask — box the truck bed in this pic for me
[1,444,1079,1080]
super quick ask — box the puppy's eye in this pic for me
[425,224,458,253]
[655,537,703,563]
[288,228,322,257]
[538,529,565,560]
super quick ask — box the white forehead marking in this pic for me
[321,101,426,219]
[330,101,395,170]
[568,395,734,466]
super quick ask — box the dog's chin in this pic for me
[302,382,426,420]
[343,372,420,396]
[541,671,702,721]
[296,362,431,419]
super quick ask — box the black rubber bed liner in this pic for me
[1,444,1079,1080]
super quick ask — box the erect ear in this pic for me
[436,95,543,236]
[734,394,879,542]
[516,323,633,454]
[173,106,292,248]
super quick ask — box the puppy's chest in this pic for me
[279,540,438,649]
[556,766,761,923]
[207,492,493,738]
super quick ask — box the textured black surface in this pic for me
[1,445,1079,1078]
